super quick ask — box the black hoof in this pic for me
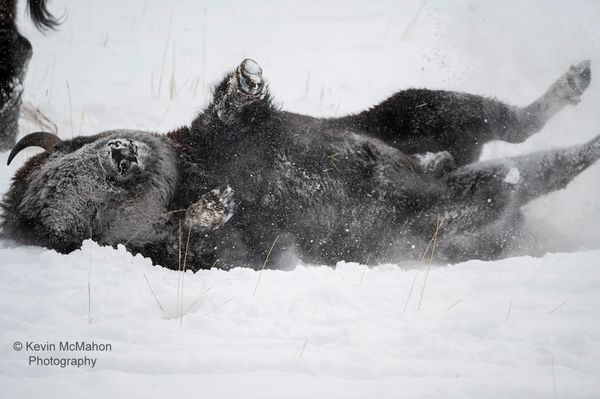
[237,59,264,96]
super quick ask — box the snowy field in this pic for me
[1,0,600,397]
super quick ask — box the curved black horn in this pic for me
[7,132,61,166]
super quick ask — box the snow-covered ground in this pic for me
[1,0,600,397]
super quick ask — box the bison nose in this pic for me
[107,139,139,176]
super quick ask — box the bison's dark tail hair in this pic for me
[27,0,61,31]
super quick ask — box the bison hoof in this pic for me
[552,60,591,105]
[107,139,139,177]
[237,59,264,96]
[185,186,235,231]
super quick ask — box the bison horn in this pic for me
[7,132,62,166]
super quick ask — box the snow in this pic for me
[503,167,520,185]
[1,241,599,397]
[1,0,600,397]
[414,151,439,165]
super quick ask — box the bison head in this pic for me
[1,130,179,253]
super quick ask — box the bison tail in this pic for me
[27,0,61,31]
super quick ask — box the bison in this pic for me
[0,0,60,150]
[1,58,596,271]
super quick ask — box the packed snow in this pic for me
[1,0,600,397]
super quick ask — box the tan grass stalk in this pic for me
[506,300,513,322]
[253,235,280,296]
[157,5,174,99]
[403,271,419,312]
[204,296,236,315]
[446,299,461,311]
[180,224,192,325]
[549,299,568,314]
[418,214,444,310]
[66,81,73,138]
[400,0,428,41]
[144,274,166,317]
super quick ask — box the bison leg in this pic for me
[445,133,600,207]
[346,60,591,166]
[514,60,591,136]
[157,186,237,272]
[0,28,33,151]
[0,0,60,150]
[184,185,235,231]
[209,59,269,126]
[421,135,600,261]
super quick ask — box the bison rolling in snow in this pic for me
[1,59,596,270]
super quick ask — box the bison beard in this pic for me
[0,59,596,270]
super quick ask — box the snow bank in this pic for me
[1,241,599,398]
[1,0,600,397]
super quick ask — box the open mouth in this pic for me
[107,139,139,176]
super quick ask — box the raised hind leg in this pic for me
[446,133,600,207]
[418,134,600,262]
[345,60,592,166]
[513,60,591,137]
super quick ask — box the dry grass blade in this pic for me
[549,299,568,314]
[157,5,174,99]
[298,339,309,359]
[66,81,73,138]
[400,0,428,41]
[47,56,56,104]
[169,44,177,100]
[180,224,193,325]
[88,227,93,324]
[418,214,444,310]
[446,299,461,311]
[154,105,172,130]
[144,274,165,317]
[204,296,236,315]
[403,271,419,312]
[253,235,280,296]
[183,278,208,315]
[176,219,183,319]
[78,106,86,136]
[421,214,444,263]
[183,277,240,315]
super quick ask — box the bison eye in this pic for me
[107,139,139,177]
